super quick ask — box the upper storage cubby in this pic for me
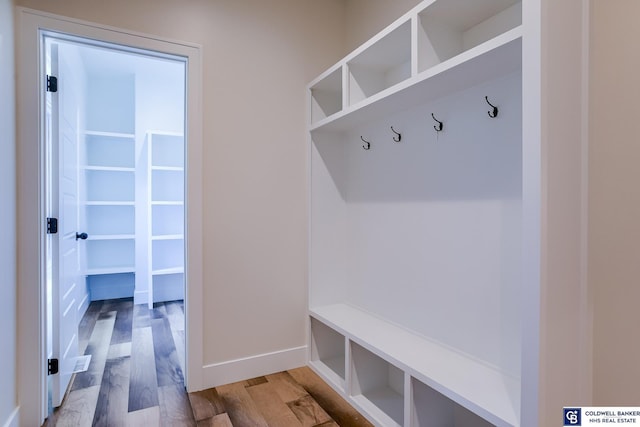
[417,0,522,73]
[310,67,342,125]
[347,20,411,106]
[307,0,522,133]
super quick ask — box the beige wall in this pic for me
[15,0,345,367]
[590,0,640,404]
[344,0,421,51]
[0,0,17,425]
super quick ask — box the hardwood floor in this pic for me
[44,298,372,427]
[44,298,194,427]
[189,368,374,427]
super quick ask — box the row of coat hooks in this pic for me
[360,96,499,150]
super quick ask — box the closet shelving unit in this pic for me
[147,131,185,307]
[83,130,136,276]
[308,1,523,426]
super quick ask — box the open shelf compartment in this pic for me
[310,67,343,125]
[152,238,184,272]
[350,341,404,427]
[347,19,411,107]
[85,169,135,202]
[152,204,184,236]
[152,272,184,302]
[151,169,184,202]
[150,132,184,168]
[85,132,134,168]
[417,0,521,73]
[87,272,135,301]
[86,205,134,236]
[309,317,346,390]
[86,238,134,271]
[411,377,495,427]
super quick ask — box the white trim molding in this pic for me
[203,346,307,388]
[1,407,19,427]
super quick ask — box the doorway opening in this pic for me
[43,32,190,424]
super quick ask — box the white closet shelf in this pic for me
[85,266,135,275]
[87,234,135,241]
[84,130,135,138]
[151,165,184,172]
[84,201,135,206]
[310,27,521,133]
[310,304,520,427]
[83,165,135,172]
[151,234,184,241]
[151,201,184,206]
[152,267,184,275]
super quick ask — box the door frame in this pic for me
[16,8,204,426]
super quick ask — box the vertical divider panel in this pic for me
[410,15,419,78]
[344,336,352,397]
[341,65,349,113]
[404,372,412,427]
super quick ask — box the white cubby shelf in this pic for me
[308,0,524,426]
[87,234,135,240]
[309,305,518,427]
[308,0,521,132]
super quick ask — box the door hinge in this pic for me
[48,358,59,375]
[47,217,58,234]
[46,75,58,93]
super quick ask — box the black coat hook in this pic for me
[485,96,498,118]
[431,113,443,132]
[390,126,401,143]
[360,136,371,150]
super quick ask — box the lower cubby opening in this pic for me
[412,377,495,427]
[151,239,184,272]
[87,272,135,301]
[310,317,346,388]
[309,305,519,426]
[152,273,184,302]
[351,342,404,427]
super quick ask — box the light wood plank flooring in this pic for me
[189,368,374,427]
[44,298,193,427]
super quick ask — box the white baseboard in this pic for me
[201,345,307,388]
[2,407,19,427]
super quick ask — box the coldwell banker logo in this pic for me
[564,408,582,426]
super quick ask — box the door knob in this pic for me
[76,232,88,240]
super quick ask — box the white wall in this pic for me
[0,0,19,425]
[590,0,640,404]
[15,0,346,386]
